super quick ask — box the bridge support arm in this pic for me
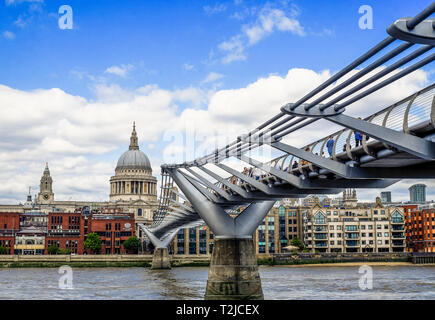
[168,168,236,236]
[139,224,178,249]
[235,201,276,236]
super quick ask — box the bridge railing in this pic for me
[260,83,435,173]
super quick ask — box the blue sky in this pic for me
[0,0,434,203]
[1,0,431,97]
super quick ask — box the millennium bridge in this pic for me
[140,3,435,300]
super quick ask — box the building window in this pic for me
[392,211,404,223]
[138,209,142,217]
[314,212,326,224]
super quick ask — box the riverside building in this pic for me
[302,191,406,253]
[404,204,435,252]
[0,208,135,255]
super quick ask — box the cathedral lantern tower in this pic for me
[110,123,158,203]
[37,162,54,204]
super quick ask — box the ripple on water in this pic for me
[0,266,433,300]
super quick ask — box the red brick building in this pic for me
[88,213,135,254]
[46,212,85,254]
[404,204,435,252]
[0,213,20,254]
[0,210,137,255]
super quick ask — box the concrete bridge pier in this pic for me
[151,247,171,269]
[205,237,263,300]
[170,168,276,300]
[139,224,177,270]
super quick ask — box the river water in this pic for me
[0,265,433,300]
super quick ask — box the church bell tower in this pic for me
[37,162,54,204]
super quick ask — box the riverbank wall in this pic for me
[0,252,429,268]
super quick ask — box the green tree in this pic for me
[84,232,102,254]
[0,246,7,255]
[47,245,61,255]
[123,236,141,254]
[291,236,304,250]
[58,248,72,255]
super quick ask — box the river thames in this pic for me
[0,265,434,299]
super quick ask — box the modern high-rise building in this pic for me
[409,184,427,203]
[380,191,392,203]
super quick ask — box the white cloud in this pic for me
[183,63,194,71]
[13,15,31,28]
[217,4,305,64]
[0,82,207,202]
[204,3,227,15]
[202,72,225,84]
[5,0,42,5]
[0,67,430,204]
[2,31,15,39]
[218,35,246,63]
[244,7,305,45]
[104,64,133,78]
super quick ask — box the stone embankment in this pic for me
[0,252,433,267]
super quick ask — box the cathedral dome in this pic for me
[116,149,151,170]
[115,122,152,171]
